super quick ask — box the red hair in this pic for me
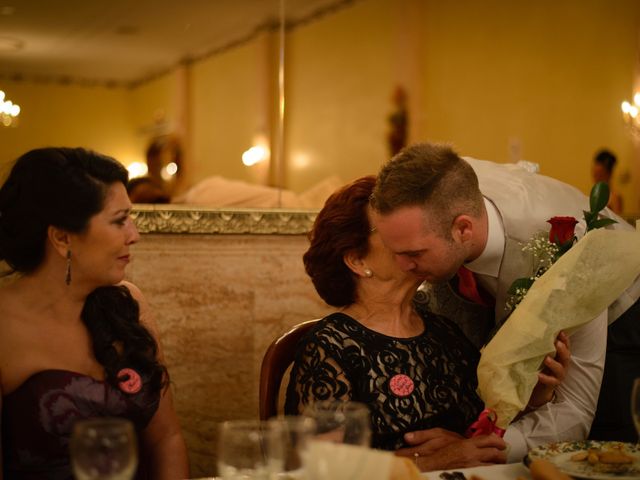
[303,176,375,306]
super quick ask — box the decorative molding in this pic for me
[132,205,317,235]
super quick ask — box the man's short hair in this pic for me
[371,143,483,235]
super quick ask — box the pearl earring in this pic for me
[364,268,373,278]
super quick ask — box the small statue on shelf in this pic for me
[387,85,409,157]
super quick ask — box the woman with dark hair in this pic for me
[284,176,569,472]
[0,148,189,479]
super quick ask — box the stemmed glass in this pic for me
[303,401,371,446]
[302,401,371,480]
[217,420,284,480]
[632,378,640,442]
[268,416,317,479]
[70,417,138,480]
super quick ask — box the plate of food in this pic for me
[525,440,640,479]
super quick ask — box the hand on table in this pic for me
[396,428,507,472]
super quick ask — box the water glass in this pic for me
[303,401,371,447]
[70,417,137,480]
[302,401,371,480]
[217,420,284,480]
[268,416,317,478]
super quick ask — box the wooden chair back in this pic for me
[258,319,320,420]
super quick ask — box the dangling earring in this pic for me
[364,268,373,278]
[65,250,72,285]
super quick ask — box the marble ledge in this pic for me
[127,233,331,476]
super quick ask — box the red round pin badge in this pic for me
[117,368,142,394]
[389,374,414,397]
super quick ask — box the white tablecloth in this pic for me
[192,462,532,480]
[424,462,531,480]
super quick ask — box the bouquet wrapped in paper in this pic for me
[477,227,640,428]
[304,442,421,480]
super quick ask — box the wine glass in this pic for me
[268,416,317,478]
[303,401,371,446]
[70,417,138,480]
[217,420,284,480]
[632,378,640,442]
[302,401,371,480]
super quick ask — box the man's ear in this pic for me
[47,226,71,258]
[451,214,474,244]
[343,250,367,276]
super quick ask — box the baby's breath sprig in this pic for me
[506,234,559,311]
[522,232,560,274]
[505,181,616,313]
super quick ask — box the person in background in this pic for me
[387,86,409,156]
[127,176,171,204]
[592,149,623,214]
[145,134,183,198]
[371,142,639,460]
[0,148,189,480]
[285,176,569,471]
[127,135,183,204]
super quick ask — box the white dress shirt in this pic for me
[465,198,607,462]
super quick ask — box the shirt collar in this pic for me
[464,197,505,278]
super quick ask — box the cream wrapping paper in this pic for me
[303,441,421,480]
[304,441,391,480]
[477,227,640,428]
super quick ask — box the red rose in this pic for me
[547,216,578,245]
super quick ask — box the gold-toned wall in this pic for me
[190,35,269,186]
[419,0,640,210]
[284,0,640,211]
[0,80,139,175]
[285,0,396,192]
[127,70,181,162]
[1,0,639,211]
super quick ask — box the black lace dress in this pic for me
[284,312,484,450]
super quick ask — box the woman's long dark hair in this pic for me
[0,147,167,394]
[83,285,168,394]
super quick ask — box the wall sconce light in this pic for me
[0,89,21,127]
[621,93,640,137]
[160,161,179,181]
[242,145,270,166]
[127,161,149,179]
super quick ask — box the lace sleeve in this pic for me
[284,329,353,415]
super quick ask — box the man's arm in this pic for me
[504,311,607,462]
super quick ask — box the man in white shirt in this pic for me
[370,143,639,463]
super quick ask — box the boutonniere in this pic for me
[506,182,617,312]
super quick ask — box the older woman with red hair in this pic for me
[285,176,568,472]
